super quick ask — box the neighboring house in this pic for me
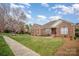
[31,24,42,36]
[75,23,79,36]
[31,19,75,37]
[75,23,79,29]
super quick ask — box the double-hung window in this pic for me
[61,27,68,35]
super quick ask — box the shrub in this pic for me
[75,29,79,38]
[74,36,76,40]
[4,30,12,33]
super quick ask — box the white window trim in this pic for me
[60,27,68,35]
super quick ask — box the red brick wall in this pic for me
[56,21,75,37]
[31,21,75,37]
[76,24,79,29]
[31,25,43,36]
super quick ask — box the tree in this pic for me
[8,5,27,33]
[0,4,10,32]
[10,7,27,22]
[0,3,28,33]
[26,24,32,34]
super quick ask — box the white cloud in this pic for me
[41,3,49,7]
[26,13,32,19]
[10,4,18,8]
[49,16,62,21]
[25,3,31,7]
[18,5,25,8]
[72,3,79,11]
[58,11,63,15]
[51,4,79,16]
[37,15,47,20]
[21,3,31,6]
[10,3,31,9]
[62,6,74,14]
[10,4,25,8]
[52,5,74,14]
[28,10,32,14]
[20,3,31,8]
[23,3,31,8]
[10,3,25,8]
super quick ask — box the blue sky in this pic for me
[11,3,79,25]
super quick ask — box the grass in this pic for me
[8,34,64,56]
[0,35,14,56]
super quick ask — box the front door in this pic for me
[51,28,56,36]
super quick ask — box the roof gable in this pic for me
[32,19,74,29]
[32,24,42,28]
[42,19,74,28]
[51,20,62,27]
[42,19,63,28]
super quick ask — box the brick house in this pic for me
[31,24,43,36]
[75,23,79,29]
[31,19,75,37]
[75,23,79,36]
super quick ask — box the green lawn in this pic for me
[9,34,64,56]
[0,36,14,56]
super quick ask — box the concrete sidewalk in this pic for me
[3,36,40,56]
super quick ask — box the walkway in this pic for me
[55,40,77,56]
[3,36,40,56]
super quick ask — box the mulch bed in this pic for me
[76,40,79,56]
[54,40,77,56]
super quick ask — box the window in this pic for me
[45,29,51,34]
[61,27,68,35]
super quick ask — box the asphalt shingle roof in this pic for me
[33,19,74,28]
